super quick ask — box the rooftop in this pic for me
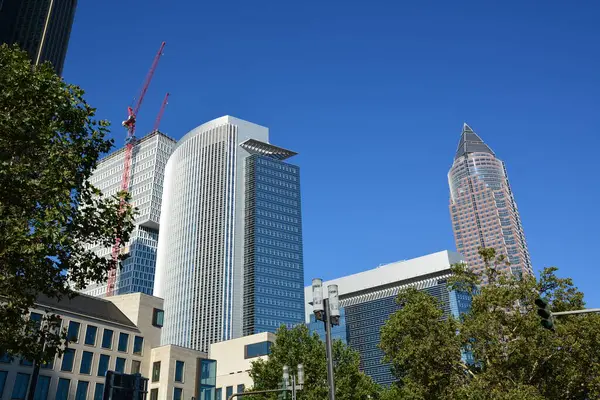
[36,293,138,330]
[454,123,495,160]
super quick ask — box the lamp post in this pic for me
[283,364,304,400]
[312,278,339,400]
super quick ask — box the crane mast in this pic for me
[107,41,166,297]
[153,92,170,133]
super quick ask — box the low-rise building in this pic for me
[0,293,157,399]
[209,332,276,400]
[0,293,273,400]
[305,250,472,386]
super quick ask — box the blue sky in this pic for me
[64,1,600,307]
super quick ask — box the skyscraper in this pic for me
[448,123,533,277]
[0,0,77,75]
[81,131,177,297]
[154,116,305,352]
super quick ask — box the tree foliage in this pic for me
[380,248,600,399]
[0,44,135,363]
[249,325,380,400]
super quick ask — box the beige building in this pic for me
[0,294,275,400]
[209,332,276,400]
[0,293,162,399]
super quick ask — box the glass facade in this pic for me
[307,260,471,387]
[81,131,176,297]
[199,359,217,400]
[156,117,303,352]
[243,155,304,335]
[449,124,533,278]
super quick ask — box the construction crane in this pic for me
[152,92,170,133]
[107,41,166,297]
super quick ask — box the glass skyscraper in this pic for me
[81,131,177,297]
[448,124,533,277]
[155,116,304,352]
[0,0,77,75]
[305,251,471,386]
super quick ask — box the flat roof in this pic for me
[303,250,464,322]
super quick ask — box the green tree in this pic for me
[379,247,600,399]
[0,44,135,364]
[249,325,380,400]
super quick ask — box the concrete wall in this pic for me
[209,332,275,395]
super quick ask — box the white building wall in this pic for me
[303,250,465,322]
[155,116,269,352]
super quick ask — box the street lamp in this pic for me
[312,279,339,400]
[282,364,304,400]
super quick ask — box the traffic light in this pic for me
[535,298,554,331]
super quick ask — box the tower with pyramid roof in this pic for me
[448,124,533,278]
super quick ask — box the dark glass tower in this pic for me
[0,0,77,75]
[243,154,305,335]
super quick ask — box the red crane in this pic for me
[153,92,170,133]
[107,41,166,297]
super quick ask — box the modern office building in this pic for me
[81,131,177,297]
[305,250,472,386]
[0,0,77,75]
[448,124,533,277]
[155,116,305,352]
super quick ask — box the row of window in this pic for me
[0,372,104,400]
[256,191,299,206]
[255,157,297,173]
[65,321,143,355]
[255,236,301,251]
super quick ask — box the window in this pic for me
[226,386,233,399]
[94,383,105,400]
[55,378,70,400]
[215,388,222,400]
[75,381,89,400]
[20,357,33,366]
[152,308,164,327]
[152,361,161,382]
[174,360,184,382]
[61,348,75,371]
[0,371,7,399]
[133,336,144,355]
[33,375,51,400]
[67,321,81,343]
[98,354,110,377]
[237,384,245,394]
[245,341,272,359]
[150,389,158,400]
[115,357,126,373]
[80,351,93,374]
[40,357,53,370]
[131,360,141,374]
[0,353,11,363]
[85,325,98,346]
[174,388,183,400]
[11,373,30,399]
[102,329,113,349]
[118,332,129,352]
[30,312,43,328]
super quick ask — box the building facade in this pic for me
[448,124,533,277]
[0,0,77,75]
[305,251,471,386]
[209,332,276,400]
[81,131,176,297]
[155,116,305,352]
[0,293,161,400]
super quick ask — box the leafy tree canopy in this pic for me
[249,324,380,400]
[380,248,600,400]
[0,44,135,363]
